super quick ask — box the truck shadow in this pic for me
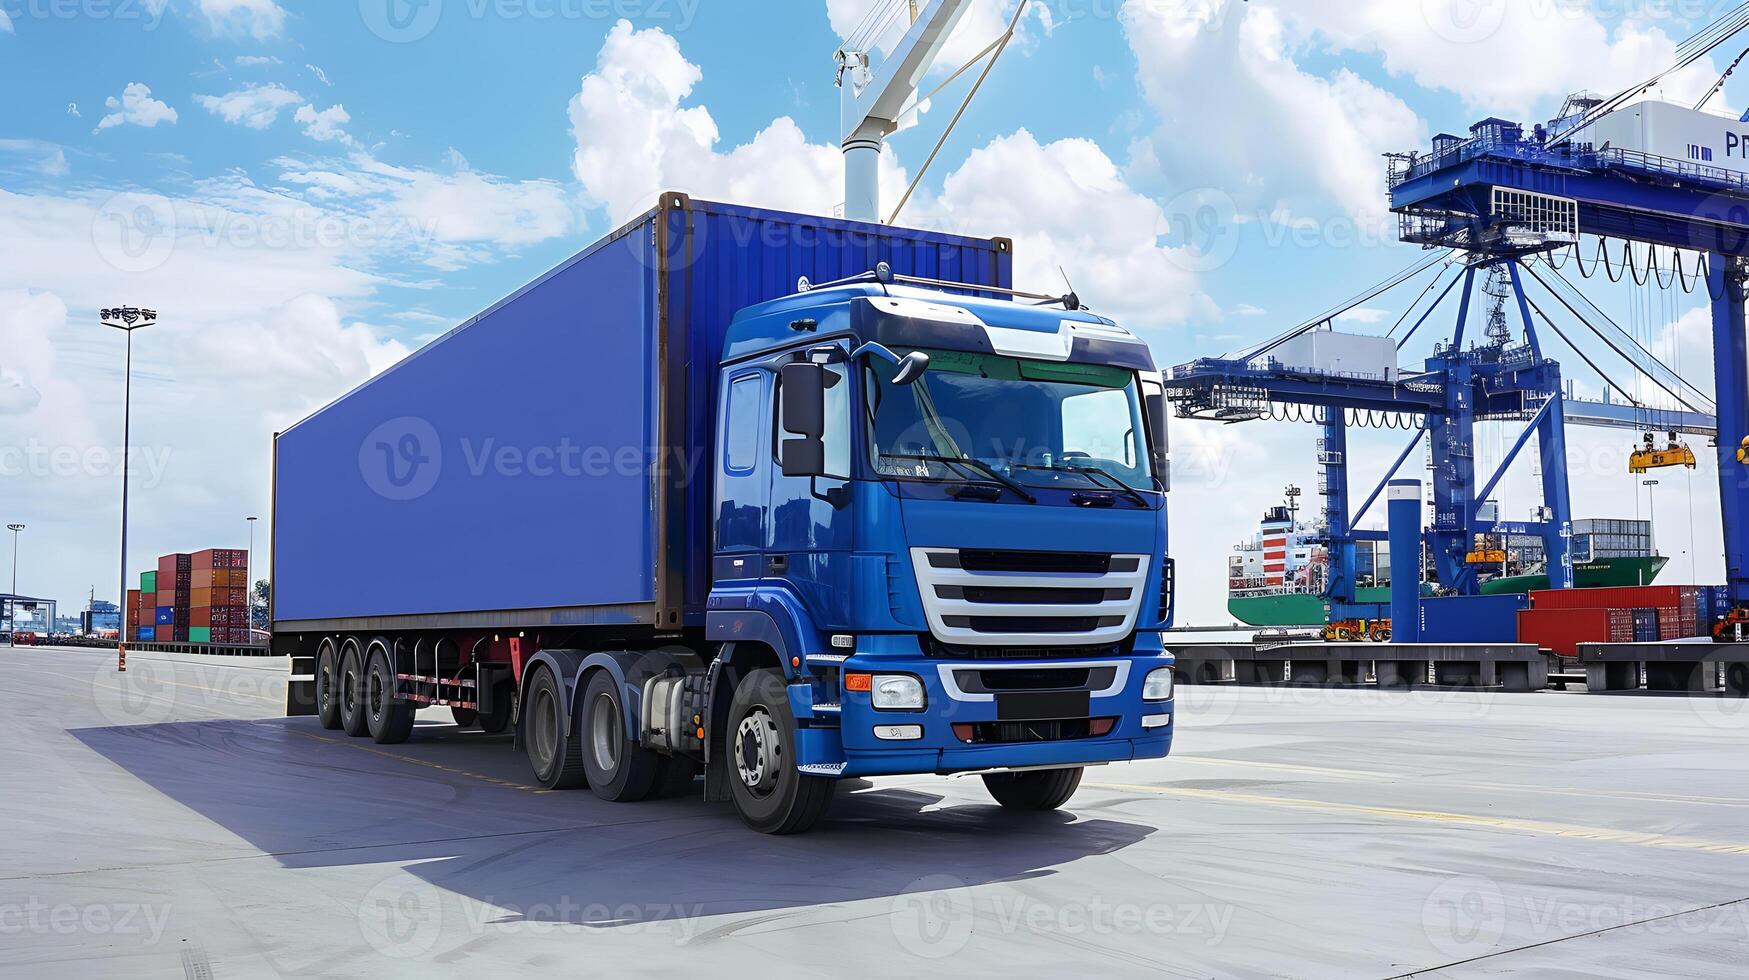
[70,715,1154,928]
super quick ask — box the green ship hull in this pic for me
[1228,556,1670,627]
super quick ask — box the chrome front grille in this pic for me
[911,547,1150,646]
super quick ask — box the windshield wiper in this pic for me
[1011,462,1150,508]
[884,454,1038,503]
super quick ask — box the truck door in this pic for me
[769,358,855,625]
[714,371,769,585]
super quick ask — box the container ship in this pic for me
[1228,493,1666,626]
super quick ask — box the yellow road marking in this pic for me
[1168,755,1749,807]
[291,730,550,795]
[1085,781,1749,854]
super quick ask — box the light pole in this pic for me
[102,306,156,672]
[6,524,22,646]
[246,516,258,631]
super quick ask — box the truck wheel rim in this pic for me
[590,692,620,772]
[734,709,780,796]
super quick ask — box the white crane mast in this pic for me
[835,0,972,223]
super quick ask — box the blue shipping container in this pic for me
[154,607,173,626]
[1630,608,1659,643]
[273,195,1013,628]
[136,628,154,642]
[1419,593,1529,643]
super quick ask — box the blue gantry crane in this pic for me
[1171,11,1749,636]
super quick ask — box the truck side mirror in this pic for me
[892,351,930,386]
[780,362,827,478]
[1143,385,1170,476]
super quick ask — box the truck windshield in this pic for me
[866,348,1154,493]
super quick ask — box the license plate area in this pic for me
[997,690,1090,721]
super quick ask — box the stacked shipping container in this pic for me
[189,548,249,643]
[131,550,252,643]
[1519,585,1708,657]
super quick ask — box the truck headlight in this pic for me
[871,674,926,711]
[1143,666,1175,701]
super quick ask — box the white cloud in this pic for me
[1296,1,1725,117]
[568,19,908,223]
[195,0,286,40]
[195,83,303,129]
[1122,1,1425,227]
[295,104,352,144]
[920,130,1215,330]
[0,9,13,33]
[306,63,332,87]
[96,82,179,132]
[0,139,70,177]
[234,55,281,67]
[1336,306,1391,325]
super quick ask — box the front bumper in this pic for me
[794,644,1175,778]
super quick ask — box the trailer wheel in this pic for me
[982,767,1084,811]
[524,667,587,790]
[314,641,343,730]
[726,669,836,834]
[449,706,479,729]
[338,642,370,738]
[579,671,662,802]
[365,646,415,745]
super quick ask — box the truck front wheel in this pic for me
[524,667,588,790]
[726,669,835,834]
[314,642,342,730]
[338,642,370,738]
[982,767,1084,811]
[579,670,662,802]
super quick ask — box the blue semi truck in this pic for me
[275,195,1176,833]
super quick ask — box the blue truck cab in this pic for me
[274,195,1174,834]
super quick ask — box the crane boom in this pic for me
[836,0,972,222]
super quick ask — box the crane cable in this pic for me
[1525,258,1716,414]
[1231,250,1453,362]
[888,0,1030,225]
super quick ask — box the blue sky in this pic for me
[0,0,1740,622]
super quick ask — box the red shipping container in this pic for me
[190,608,211,628]
[1519,608,1634,659]
[1529,586,1700,612]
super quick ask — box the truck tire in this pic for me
[726,669,835,834]
[365,646,415,745]
[579,670,662,802]
[314,641,343,730]
[338,642,370,738]
[524,667,587,790]
[982,767,1084,811]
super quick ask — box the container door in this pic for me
[714,371,769,585]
